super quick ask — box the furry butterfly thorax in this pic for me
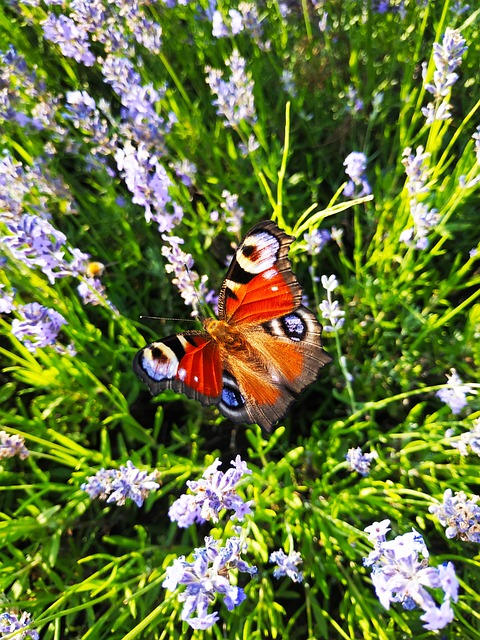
[133,220,331,431]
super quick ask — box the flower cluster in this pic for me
[270,548,303,583]
[11,303,67,353]
[364,520,459,631]
[319,275,345,332]
[343,151,371,198]
[206,50,257,128]
[346,447,378,476]
[211,2,268,49]
[81,460,160,507]
[451,417,480,456]
[168,456,253,527]
[0,611,39,640]
[422,28,467,124]
[0,431,30,460]
[0,284,15,314]
[436,368,476,414]
[115,141,182,233]
[220,190,245,236]
[160,234,214,315]
[163,535,257,630]
[429,489,480,543]
[399,146,439,249]
[303,228,331,255]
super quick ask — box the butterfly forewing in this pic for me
[133,220,331,431]
[218,221,303,324]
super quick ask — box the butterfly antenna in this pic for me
[139,315,198,323]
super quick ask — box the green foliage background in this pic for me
[0,0,479,638]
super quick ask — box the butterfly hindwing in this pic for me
[133,332,223,405]
[218,306,331,431]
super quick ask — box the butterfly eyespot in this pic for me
[282,313,307,341]
[221,377,245,409]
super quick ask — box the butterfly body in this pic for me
[133,221,331,431]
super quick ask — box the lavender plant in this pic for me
[0,0,479,638]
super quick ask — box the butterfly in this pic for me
[133,220,331,431]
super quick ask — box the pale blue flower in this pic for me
[163,535,257,629]
[169,456,253,527]
[429,489,480,543]
[436,368,476,414]
[0,431,30,459]
[11,303,67,353]
[346,447,377,476]
[82,461,160,507]
[0,611,39,639]
[270,548,303,583]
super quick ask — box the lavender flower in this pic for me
[436,368,476,414]
[303,228,331,255]
[400,146,439,249]
[429,489,480,543]
[11,303,67,353]
[0,431,30,459]
[206,50,257,128]
[451,417,480,456]
[343,151,371,197]
[168,456,253,528]
[220,190,245,236]
[0,611,39,640]
[422,28,467,124]
[76,277,107,306]
[163,535,257,630]
[170,159,197,187]
[270,548,303,583]
[115,141,182,232]
[319,275,345,332]
[364,520,459,631]
[346,447,377,476]
[42,14,95,66]
[81,460,160,507]
[161,234,211,315]
[0,285,15,314]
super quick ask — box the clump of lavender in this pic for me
[211,3,268,49]
[0,46,63,134]
[399,146,439,249]
[429,489,480,543]
[319,275,345,332]
[81,460,160,507]
[450,417,480,456]
[436,368,476,414]
[163,535,257,630]
[206,50,257,128]
[0,431,30,460]
[346,447,377,476]
[0,611,39,640]
[0,285,15,314]
[270,548,303,583]
[168,456,253,528]
[220,190,245,236]
[422,28,467,124]
[364,520,459,631]
[343,151,371,198]
[11,303,67,353]
[161,234,213,315]
[303,228,331,255]
[114,141,182,233]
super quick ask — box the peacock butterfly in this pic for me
[133,220,331,431]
